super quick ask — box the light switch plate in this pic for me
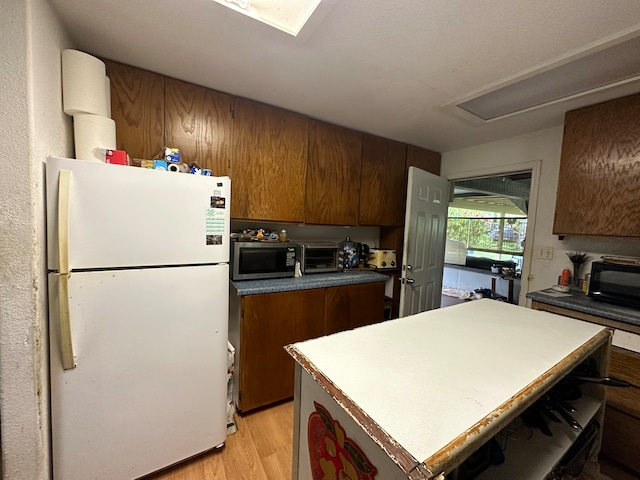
[537,246,554,260]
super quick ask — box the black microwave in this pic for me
[588,260,640,309]
[230,241,300,281]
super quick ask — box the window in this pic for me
[447,208,526,270]
[446,172,531,272]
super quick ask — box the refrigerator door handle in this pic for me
[58,170,76,369]
[58,273,76,369]
[58,169,71,275]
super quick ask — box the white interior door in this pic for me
[399,167,449,317]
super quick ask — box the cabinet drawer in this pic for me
[607,346,640,419]
[606,385,640,418]
[609,346,640,387]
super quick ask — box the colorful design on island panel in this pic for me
[307,401,378,480]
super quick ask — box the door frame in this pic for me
[443,160,541,305]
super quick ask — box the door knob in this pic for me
[405,278,415,284]
[405,265,413,271]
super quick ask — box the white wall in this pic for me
[0,0,72,478]
[441,126,640,304]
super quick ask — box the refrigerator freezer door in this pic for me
[48,264,228,480]
[46,156,230,271]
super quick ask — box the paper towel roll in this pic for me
[62,49,109,117]
[105,76,112,118]
[73,114,116,162]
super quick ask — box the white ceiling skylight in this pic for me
[214,0,323,36]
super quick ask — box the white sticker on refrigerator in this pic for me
[206,196,226,245]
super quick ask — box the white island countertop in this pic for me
[286,299,610,477]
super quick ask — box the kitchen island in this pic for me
[286,300,610,480]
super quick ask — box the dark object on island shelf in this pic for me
[565,356,631,387]
[448,438,503,480]
[522,392,582,436]
[552,420,600,478]
[548,357,631,405]
[522,406,553,436]
[567,375,631,387]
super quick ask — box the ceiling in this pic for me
[48,0,640,152]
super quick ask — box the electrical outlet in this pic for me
[536,246,554,260]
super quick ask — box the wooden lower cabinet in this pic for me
[324,282,385,335]
[237,289,325,412]
[231,282,385,412]
[600,347,640,474]
[530,301,640,475]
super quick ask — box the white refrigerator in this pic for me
[46,156,230,480]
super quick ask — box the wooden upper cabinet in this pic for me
[165,78,233,177]
[406,144,441,176]
[305,121,363,225]
[231,98,309,222]
[359,134,407,226]
[104,60,164,160]
[553,93,640,237]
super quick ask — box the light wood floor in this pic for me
[144,400,635,480]
[145,401,294,480]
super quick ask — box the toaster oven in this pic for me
[299,242,339,274]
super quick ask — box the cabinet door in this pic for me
[406,144,441,176]
[601,346,640,475]
[553,93,640,237]
[359,135,407,226]
[239,289,325,412]
[105,60,165,160]
[324,282,385,336]
[165,78,233,177]
[305,121,363,225]
[231,98,309,222]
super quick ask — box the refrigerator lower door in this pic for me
[46,156,230,271]
[48,264,229,480]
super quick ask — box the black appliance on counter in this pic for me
[230,240,300,281]
[588,259,640,309]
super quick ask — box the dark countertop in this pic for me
[527,289,640,328]
[231,271,389,296]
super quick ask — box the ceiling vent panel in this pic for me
[457,35,640,121]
